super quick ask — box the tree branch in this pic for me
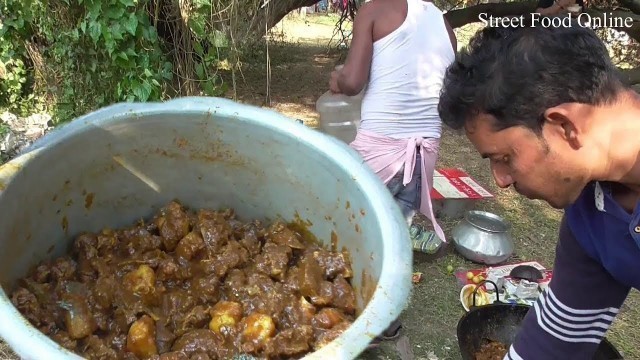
[443,1,538,28]
[617,0,640,15]
[443,2,639,42]
[441,2,640,86]
[619,66,640,85]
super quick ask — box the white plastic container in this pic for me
[316,65,365,144]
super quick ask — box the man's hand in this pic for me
[329,70,341,94]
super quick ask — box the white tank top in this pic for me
[359,0,455,139]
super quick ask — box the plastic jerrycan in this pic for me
[315,65,365,144]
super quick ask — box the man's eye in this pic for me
[492,155,510,164]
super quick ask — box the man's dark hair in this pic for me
[438,20,627,133]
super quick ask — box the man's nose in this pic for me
[492,166,514,189]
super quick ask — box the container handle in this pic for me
[471,279,500,307]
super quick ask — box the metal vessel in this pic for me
[0,97,412,360]
[452,210,514,265]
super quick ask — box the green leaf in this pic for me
[119,0,135,6]
[132,80,152,102]
[124,12,138,36]
[143,68,153,77]
[87,1,102,21]
[203,81,216,96]
[105,7,125,19]
[103,33,115,56]
[146,26,158,42]
[116,51,128,61]
[79,21,87,33]
[194,42,204,56]
[142,81,153,100]
[88,21,102,44]
[125,47,138,57]
[114,53,131,68]
[195,63,205,79]
[110,23,124,40]
[162,62,173,80]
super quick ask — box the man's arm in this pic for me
[505,215,630,359]
[331,2,375,96]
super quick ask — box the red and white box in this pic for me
[430,168,493,218]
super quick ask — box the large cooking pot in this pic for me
[457,281,623,360]
[0,97,412,359]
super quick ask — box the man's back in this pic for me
[360,0,456,140]
[370,0,408,43]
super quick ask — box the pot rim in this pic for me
[464,210,510,233]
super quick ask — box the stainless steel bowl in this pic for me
[452,210,514,265]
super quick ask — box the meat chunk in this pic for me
[50,257,77,282]
[312,308,347,329]
[313,321,352,350]
[313,249,353,280]
[171,329,223,357]
[60,293,97,339]
[196,209,232,255]
[204,241,249,279]
[255,242,292,281]
[266,222,305,249]
[11,287,42,327]
[175,232,205,260]
[331,275,356,314]
[156,201,191,251]
[9,202,357,359]
[266,325,313,357]
[84,335,118,359]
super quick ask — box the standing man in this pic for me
[438,22,640,359]
[328,0,456,256]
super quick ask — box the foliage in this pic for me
[0,0,232,124]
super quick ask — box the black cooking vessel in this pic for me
[457,280,624,360]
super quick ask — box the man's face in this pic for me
[465,114,588,209]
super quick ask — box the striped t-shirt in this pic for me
[506,181,639,359]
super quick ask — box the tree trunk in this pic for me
[237,0,320,42]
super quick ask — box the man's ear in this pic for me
[543,105,582,149]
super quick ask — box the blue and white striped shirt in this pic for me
[506,181,638,359]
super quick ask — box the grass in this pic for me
[1,13,639,360]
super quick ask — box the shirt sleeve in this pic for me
[504,215,630,360]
